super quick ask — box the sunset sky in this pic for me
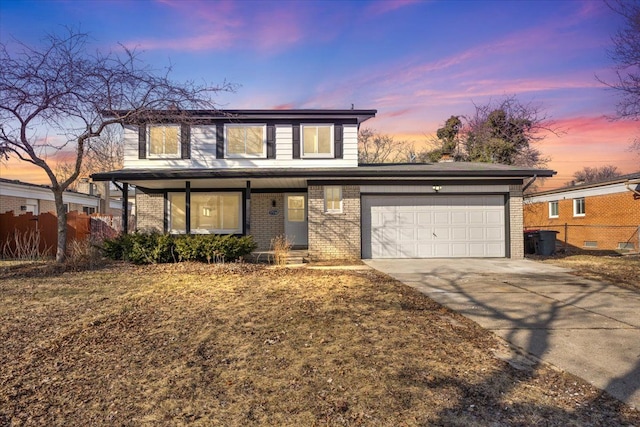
[1,0,638,190]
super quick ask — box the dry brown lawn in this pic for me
[1,261,638,426]
[542,254,640,291]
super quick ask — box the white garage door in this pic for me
[362,195,506,258]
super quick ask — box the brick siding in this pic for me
[136,189,164,232]
[308,185,360,260]
[524,191,640,251]
[509,185,524,259]
[250,193,284,250]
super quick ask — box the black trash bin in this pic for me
[537,230,559,256]
[523,229,539,255]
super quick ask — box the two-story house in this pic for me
[91,109,555,260]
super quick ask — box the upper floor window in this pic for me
[225,124,266,158]
[573,197,585,217]
[148,124,180,158]
[324,186,342,213]
[302,124,333,158]
[548,201,558,218]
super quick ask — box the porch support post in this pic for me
[185,181,191,234]
[122,182,129,234]
[245,180,251,235]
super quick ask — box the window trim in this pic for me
[324,186,343,213]
[573,197,586,217]
[168,191,243,235]
[147,124,182,159]
[548,200,559,218]
[301,124,334,158]
[224,124,267,159]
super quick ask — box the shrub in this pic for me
[102,232,256,264]
[270,234,292,266]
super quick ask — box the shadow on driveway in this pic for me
[365,258,640,408]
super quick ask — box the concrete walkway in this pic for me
[364,258,640,408]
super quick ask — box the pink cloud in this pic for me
[364,0,422,17]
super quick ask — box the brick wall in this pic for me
[509,185,524,259]
[250,193,284,250]
[136,189,164,232]
[0,195,24,214]
[524,191,640,251]
[308,185,361,260]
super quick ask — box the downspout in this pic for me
[522,175,537,193]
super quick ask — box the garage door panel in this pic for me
[362,195,506,259]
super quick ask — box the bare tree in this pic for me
[602,1,640,120]
[56,125,124,188]
[567,165,622,185]
[358,128,412,164]
[460,96,554,168]
[0,29,232,262]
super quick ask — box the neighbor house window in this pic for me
[324,186,342,213]
[168,192,242,234]
[583,241,598,248]
[225,124,266,158]
[148,124,180,158]
[573,197,585,217]
[618,242,635,250]
[82,206,96,215]
[549,201,558,218]
[302,124,333,157]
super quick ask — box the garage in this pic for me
[361,195,506,258]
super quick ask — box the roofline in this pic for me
[0,178,101,198]
[527,171,640,197]
[101,108,378,124]
[91,166,554,182]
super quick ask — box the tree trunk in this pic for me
[53,189,67,263]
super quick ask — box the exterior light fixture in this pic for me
[432,185,442,192]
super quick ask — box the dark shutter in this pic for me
[334,124,343,159]
[138,125,146,159]
[292,124,300,159]
[216,124,224,159]
[181,124,191,159]
[267,125,276,159]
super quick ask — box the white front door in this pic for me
[284,193,308,248]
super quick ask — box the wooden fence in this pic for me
[0,210,118,258]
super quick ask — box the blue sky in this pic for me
[1,0,638,189]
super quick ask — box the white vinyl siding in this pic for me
[362,195,506,258]
[123,123,359,169]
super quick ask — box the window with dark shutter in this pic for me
[181,124,191,159]
[334,124,343,159]
[216,124,224,159]
[267,125,276,159]
[138,125,146,159]
[292,124,300,159]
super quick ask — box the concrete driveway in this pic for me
[364,258,640,408]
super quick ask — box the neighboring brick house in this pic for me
[91,109,554,260]
[524,172,640,252]
[0,178,102,215]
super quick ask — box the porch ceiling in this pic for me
[124,177,309,190]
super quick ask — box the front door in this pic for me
[284,193,308,248]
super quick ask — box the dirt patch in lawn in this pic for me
[540,254,640,291]
[1,262,638,426]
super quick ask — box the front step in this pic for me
[249,250,309,265]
